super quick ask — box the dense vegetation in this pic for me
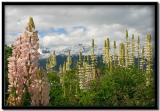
[46,65,155,107]
[4,45,155,107]
[5,44,155,107]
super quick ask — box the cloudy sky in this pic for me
[5,5,155,54]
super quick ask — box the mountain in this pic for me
[61,44,103,55]
[38,54,155,72]
[39,44,103,59]
[39,55,80,71]
[38,43,105,71]
[38,55,104,71]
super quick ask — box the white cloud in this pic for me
[4,5,155,54]
[39,24,147,53]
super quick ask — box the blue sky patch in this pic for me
[38,27,67,37]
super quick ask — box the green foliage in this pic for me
[48,64,154,107]
[5,56,154,107]
[4,45,12,75]
[63,70,79,105]
[47,72,66,106]
[4,45,12,105]
[93,66,154,107]
[78,91,96,106]
[22,86,31,106]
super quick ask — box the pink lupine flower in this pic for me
[29,71,50,106]
[7,17,49,106]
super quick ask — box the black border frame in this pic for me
[2,2,159,110]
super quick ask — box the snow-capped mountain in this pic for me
[39,44,103,59]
